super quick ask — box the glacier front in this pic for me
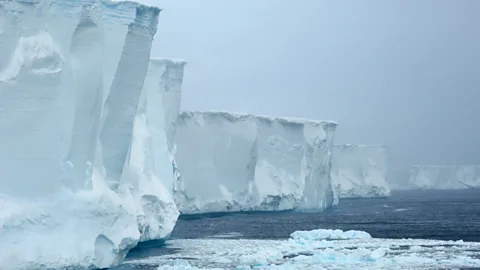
[408,166,480,190]
[0,1,180,269]
[173,111,337,214]
[331,145,391,199]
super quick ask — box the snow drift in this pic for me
[408,166,480,190]
[173,111,337,214]
[331,145,391,199]
[0,1,181,269]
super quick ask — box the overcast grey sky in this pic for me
[148,0,479,166]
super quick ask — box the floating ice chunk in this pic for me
[290,229,372,242]
[157,259,223,270]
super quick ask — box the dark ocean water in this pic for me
[122,189,480,267]
[169,189,480,242]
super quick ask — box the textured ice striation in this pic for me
[0,1,179,269]
[173,111,337,214]
[126,59,186,242]
[331,145,391,199]
[407,166,480,190]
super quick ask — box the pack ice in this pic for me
[0,1,183,269]
[331,145,391,199]
[407,166,480,190]
[173,111,337,214]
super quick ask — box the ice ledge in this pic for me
[180,111,337,127]
[152,58,188,66]
[335,144,388,148]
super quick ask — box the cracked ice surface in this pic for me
[174,111,337,214]
[119,229,480,270]
[0,1,181,269]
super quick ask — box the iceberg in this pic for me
[173,111,337,214]
[408,166,480,190]
[0,1,180,269]
[331,145,391,199]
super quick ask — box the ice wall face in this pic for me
[0,1,175,269]
[123,59,186,242]
[408,166,480,190]
[174,111,337,214]
[331,145,391,199]
[158,59,187,153]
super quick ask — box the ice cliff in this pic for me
[0,1,181,269]
[331,145,391,199]
[173,111,337,214]
[407,166,480,190]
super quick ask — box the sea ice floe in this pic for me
[115,229,480,270]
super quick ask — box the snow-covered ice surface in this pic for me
[0,1,180,269]
[331,145,391,199]
[118,229,480,270]
[173,111,337,214]
[408,166,480,190]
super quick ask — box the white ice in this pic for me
[173,111,337,214]
[407,166,480,190]
[0,1,181,269]
[331,145,391,199]
[124,59,186,242]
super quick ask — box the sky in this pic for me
[146,0,479,167]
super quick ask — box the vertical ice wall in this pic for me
[0,1,175,269]
[297,121,337,211]
[174,111,337,214]
[408,166,480,190]
[158,59,187,152]
[331,145,391,198]
[123,59,186,242]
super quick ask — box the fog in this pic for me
[146,0,480,166]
